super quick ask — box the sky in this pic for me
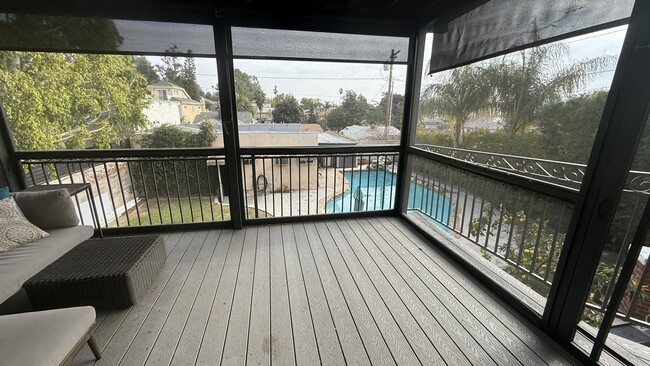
[147,25,628,106]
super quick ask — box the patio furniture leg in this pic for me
[87,334,102,360]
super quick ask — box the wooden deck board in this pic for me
[72,217,579,366]
[246,225,271,366]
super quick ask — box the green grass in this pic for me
[117,197,263,226]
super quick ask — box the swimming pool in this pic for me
[325,170,452,225]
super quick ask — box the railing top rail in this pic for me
[15,148,227,159]
[409,146,579,203]
[415,144,588,168]
[240,145,400,155]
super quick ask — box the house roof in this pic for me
[340,125,400,140]
[149,81,181,88]
[318,132,356,145]
[170,97,202,104]
[300,124,324,133]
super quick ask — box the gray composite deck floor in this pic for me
[71,216,578,366]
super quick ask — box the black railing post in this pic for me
[213,19,244,229]
[396,28,425,214]
[0,100,26,191]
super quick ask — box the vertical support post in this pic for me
[0,99,26,191]
[545,0,650,347]
[395,28,425,214]
[213,19,244,229]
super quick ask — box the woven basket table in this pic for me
[24,235,166,309]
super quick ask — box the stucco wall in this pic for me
[211,132,319,148]
[241,158,319,195]
[143,100,182,126]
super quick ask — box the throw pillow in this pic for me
[0,197,49,253]
[0,186,8,200]
[12,188,80,229]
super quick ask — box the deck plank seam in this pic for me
[218,230,249,365]
[194,230,236,366]
[122,230,210,365]
[306,222,373,365]
[333,220,447,366]
[244,226,260,366]
[321,221,409,366]
[289,224,324,365]
[297,222,348,365]
[313,221,394,366]
[355,218,513,366]
[381,218,573,365]
[166,229,223,366]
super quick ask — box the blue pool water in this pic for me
[325,170,452,226]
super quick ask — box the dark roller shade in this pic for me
[231,27,409,63]
[0,13,215,56]
[429,0,634,74]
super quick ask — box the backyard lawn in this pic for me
[116,197,265,226]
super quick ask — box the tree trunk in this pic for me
[454,119,465,148]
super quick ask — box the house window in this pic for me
[275,158,289,165]
[299,157,316,164]
[242,158,253,165]
[157,90,167,100]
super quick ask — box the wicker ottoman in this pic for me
[24,235,166,309]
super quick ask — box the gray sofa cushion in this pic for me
[12,189,80,229]
[0,306,95,366]
[0,225,93,304]
[0,197,49,253]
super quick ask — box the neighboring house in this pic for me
[421,116,448,131]
[318,132,357,168]
[340,124,401,144]
[251,102,274,122]
[144,81,206,126]
[237,111,254,124]
[300,124,324,133]
[464,116,503,132]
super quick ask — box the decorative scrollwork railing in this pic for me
[416,144,650,195]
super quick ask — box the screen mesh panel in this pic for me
[0,13,215,56]
[429,0,634,73]
[231,27,409,63]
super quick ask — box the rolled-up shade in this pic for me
[0,13,215,56]
[231,27,409,63]
[429,0,634,74]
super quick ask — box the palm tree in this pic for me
[420,65,492,147]
[486,44,615,135]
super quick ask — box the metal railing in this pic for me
[406,153,573,297]
[409,145,650,328]
[416,144,650,194]
[18,149,229,229]
[239,148,400,220]
[16,147,401,228]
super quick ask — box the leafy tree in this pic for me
[325,90,369,131]
[0,51,150,150]
[234,69,265,117]
[420,65,492,147]
[133,121,216,199]
[537,91,607,164]
[180,58,203,101]
[368,93,405,128]
[155,53,203,101]
[0,14,123,51]
[301,97,323,123]
[141,120,215,148]
[486,44,614,134]
[273,94,303,123]
[133,56,159,84]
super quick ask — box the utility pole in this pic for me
[385,49,400,137]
